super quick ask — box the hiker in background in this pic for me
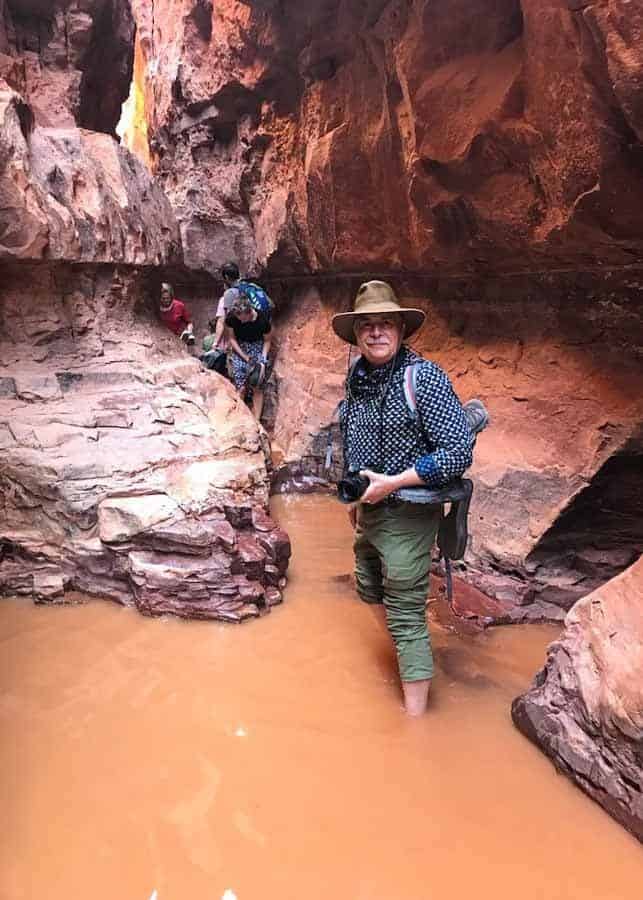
[225,295,271,421]
[211,262,243,352]
[200,319,228,375]
[218,260,274,321]
[158,282,195,347]
[332,280,475,717]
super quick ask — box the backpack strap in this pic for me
[403,361,421,420]
[401,360,473,578]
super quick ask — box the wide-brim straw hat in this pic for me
[331,281,426,345]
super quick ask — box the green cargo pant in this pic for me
[354,502,440,682]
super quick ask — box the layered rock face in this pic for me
[0,261,290,619]
[0,5,290,621]
[0,273,290,623]
[128,0,643,276]
[512,557,643,842]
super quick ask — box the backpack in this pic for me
[237,280,273,319]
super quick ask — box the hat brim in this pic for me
[331,308,426,344]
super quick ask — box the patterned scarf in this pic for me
[341,346,420,473]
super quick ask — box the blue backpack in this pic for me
[237,280,273,319]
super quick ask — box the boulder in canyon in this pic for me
[512,557,643,842]
[0,273,291,621]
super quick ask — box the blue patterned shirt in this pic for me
[338,346,473,488]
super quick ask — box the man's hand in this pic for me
[359,469,398,505]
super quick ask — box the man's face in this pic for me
[235,307,254,323]
[353,313,403,366]
[159,286,172,308]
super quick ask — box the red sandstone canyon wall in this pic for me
[129,0,643,277]
[0,0,135,134]
[513,556,643,842]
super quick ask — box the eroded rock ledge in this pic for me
[512,558,643,842]
[0,263,290,620]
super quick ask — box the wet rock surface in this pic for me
[512,557,643,842]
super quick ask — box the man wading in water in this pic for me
[332,281,473,716]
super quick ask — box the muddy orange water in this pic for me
[1,495,641,900]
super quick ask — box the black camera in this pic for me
[337,472,370,504]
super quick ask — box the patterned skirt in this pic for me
[230,340,265,391]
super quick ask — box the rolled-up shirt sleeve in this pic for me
[413,363,473,487]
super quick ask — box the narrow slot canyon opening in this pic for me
[116,25,151,169]
[77,0,135,137]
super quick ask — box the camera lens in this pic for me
[337,473,369,504]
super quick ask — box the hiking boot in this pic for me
[437,477,473,561]
[463,398,489,437]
